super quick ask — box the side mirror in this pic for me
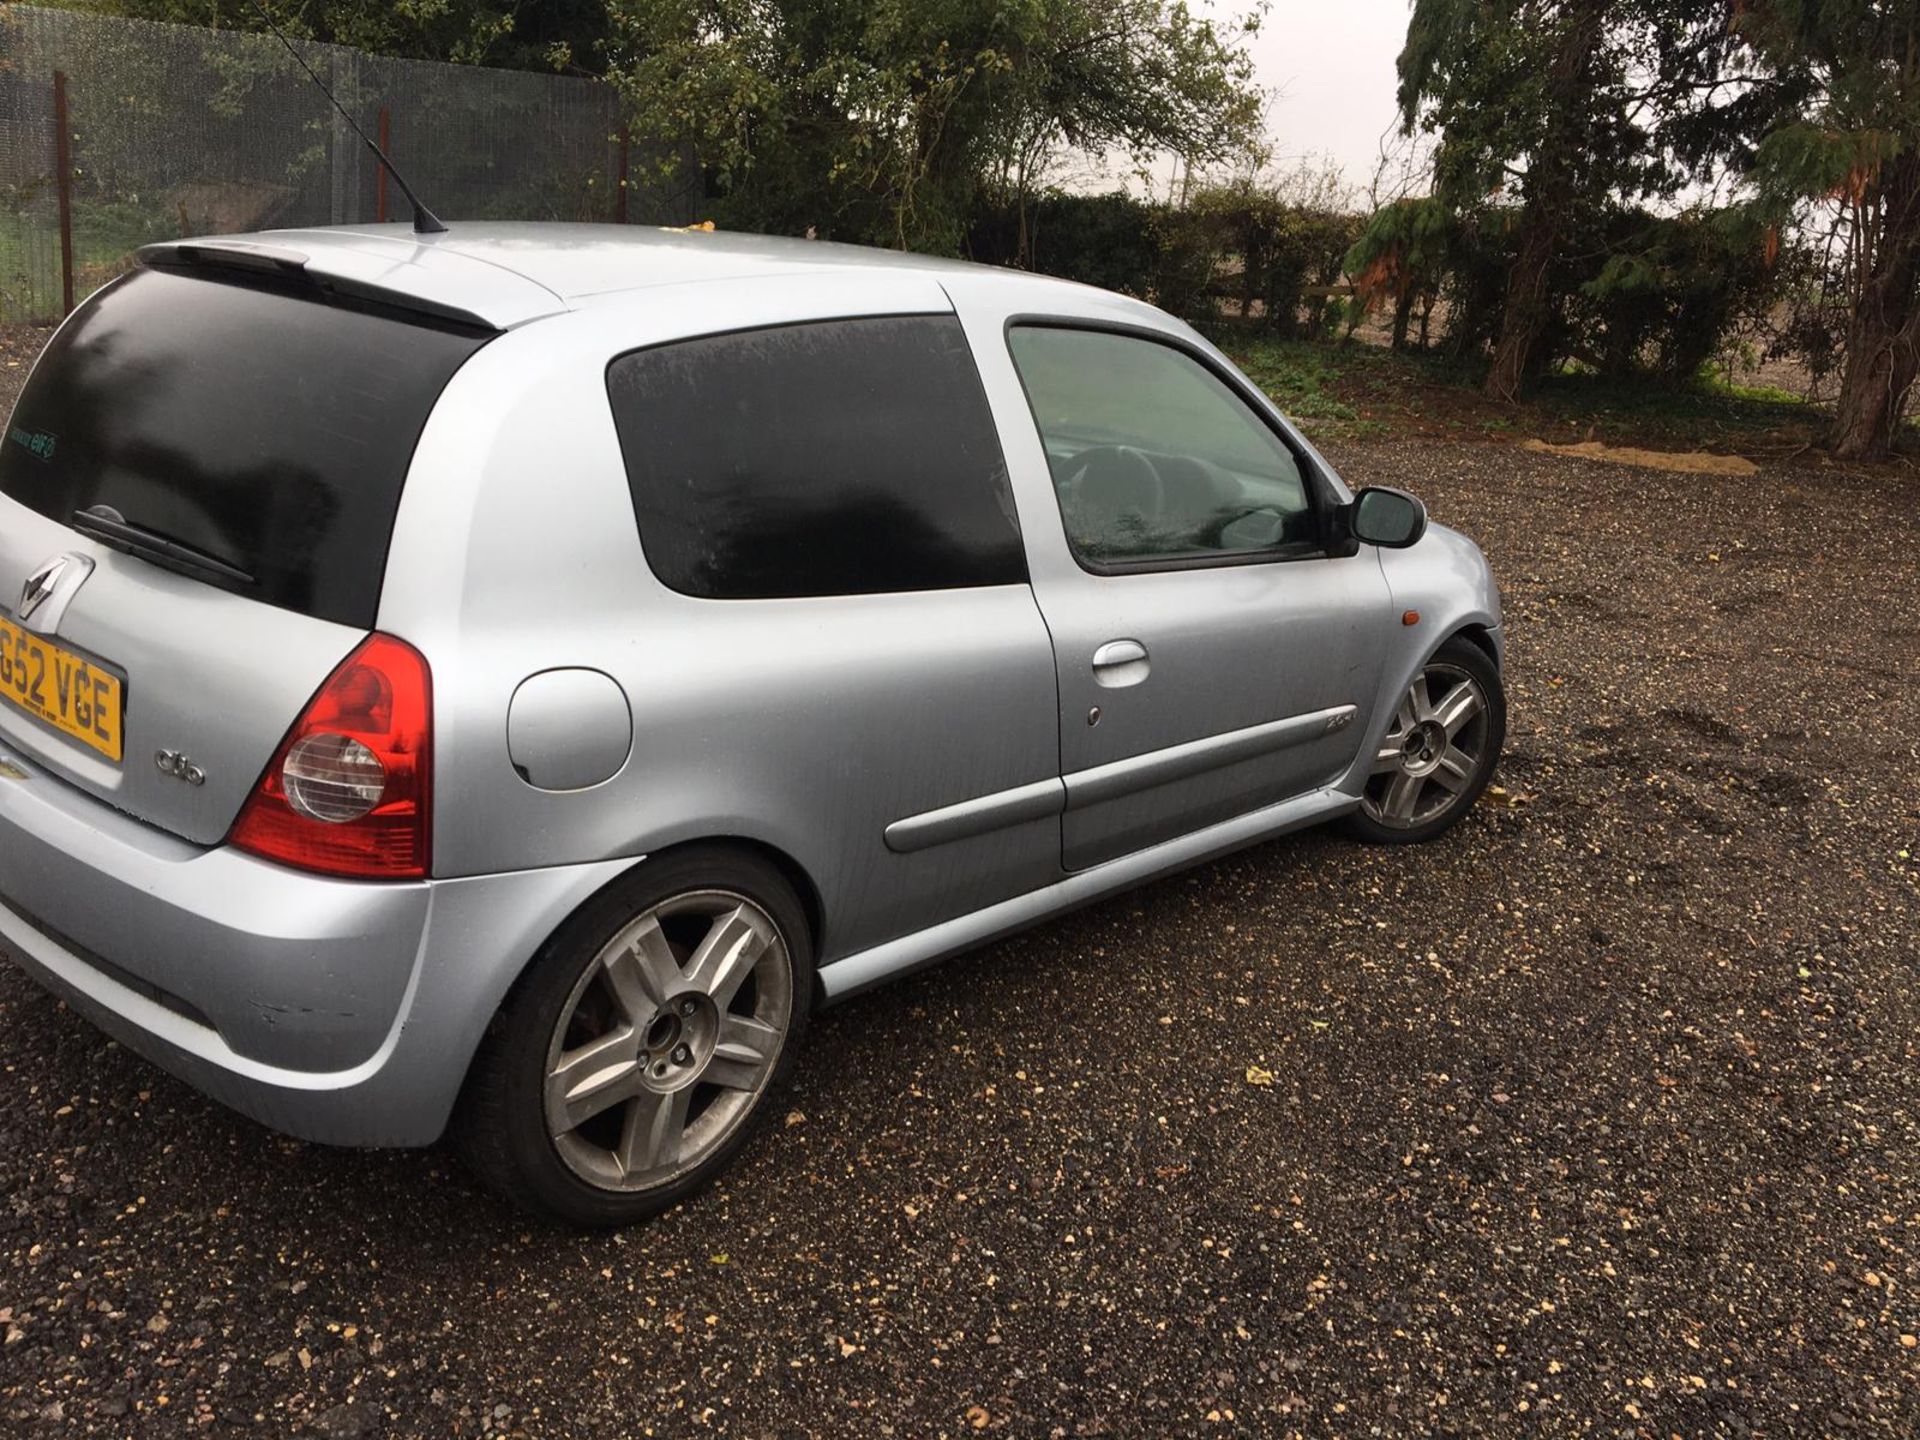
[1347,486,1428,549]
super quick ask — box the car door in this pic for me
[979,317,1392,871]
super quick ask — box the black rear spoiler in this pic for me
[137,239,503,334]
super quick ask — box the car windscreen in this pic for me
[0,266,490,629]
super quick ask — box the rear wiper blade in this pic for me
[70,505,256,587]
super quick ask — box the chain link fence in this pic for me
[0,4,698,323]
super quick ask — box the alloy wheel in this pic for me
[543,890,792,1193]
[1360,661,1493,830]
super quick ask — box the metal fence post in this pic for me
[53,69,75,317]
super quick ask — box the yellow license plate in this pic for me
[0,613,124,763]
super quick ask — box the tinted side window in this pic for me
[1008,326,1317,569]
[0,267,489,628]
[607,316,1026,599]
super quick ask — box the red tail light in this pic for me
[229,633,432,879]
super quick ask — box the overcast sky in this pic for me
[1251,0,1412,186]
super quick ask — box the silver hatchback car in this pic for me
[0,224,1504,1224]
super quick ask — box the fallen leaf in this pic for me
[1244,1065,1275,1087]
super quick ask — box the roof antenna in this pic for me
[245,0,447,234]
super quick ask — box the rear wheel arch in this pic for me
[488,835,826,1030]
[447,834,826,1124]
[689,836,826,975]
[453,838,822,1224]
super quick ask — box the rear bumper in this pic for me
[0,742,636,1146]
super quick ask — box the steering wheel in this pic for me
[1199,502,1291,549]
[1062,445,1164,541]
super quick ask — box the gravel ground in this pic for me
[1,392,1918,1434]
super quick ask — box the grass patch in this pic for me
[1527,369,1818,448]
[67,199,178,264]
[0,199,176,322]
[1224,332,1828,454]
[1696,373,1813,408]
[1226,339,1377,437]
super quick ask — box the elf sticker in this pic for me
[8,425,55,462]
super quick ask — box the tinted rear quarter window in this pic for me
[606,316,1025,599]
[0,267,489,628]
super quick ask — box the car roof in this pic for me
[139,221,1091,331]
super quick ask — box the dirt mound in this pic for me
[1523,437,1759,475]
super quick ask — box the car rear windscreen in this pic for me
[0,267,490,629]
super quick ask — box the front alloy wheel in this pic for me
[1346,637,1505,844]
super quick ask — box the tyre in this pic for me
[457,846,813,1227]
[1342,636,1505,845]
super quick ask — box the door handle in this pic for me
[1091,639,1150,688]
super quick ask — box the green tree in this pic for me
[1345,195,1457,350]
[1395,0,1733,399]
[43,1,614,71]
[1732,2,1920,458]
[602,0,1264,253]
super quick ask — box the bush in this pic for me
[1346,196,1784,385]
[1569,210,1780,384]
[970,181,1362,337]
[967,191,1161,296]
[1186,181,1362,339]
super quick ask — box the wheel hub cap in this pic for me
[1401,719,1448,775]
[641,994,718,1090]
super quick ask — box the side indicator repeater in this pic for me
[1402,610,1421,627]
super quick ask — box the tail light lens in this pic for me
[228,633,432,879]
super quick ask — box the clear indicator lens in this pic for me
[282,732,387,823]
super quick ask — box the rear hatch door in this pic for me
[0,262,491,844]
